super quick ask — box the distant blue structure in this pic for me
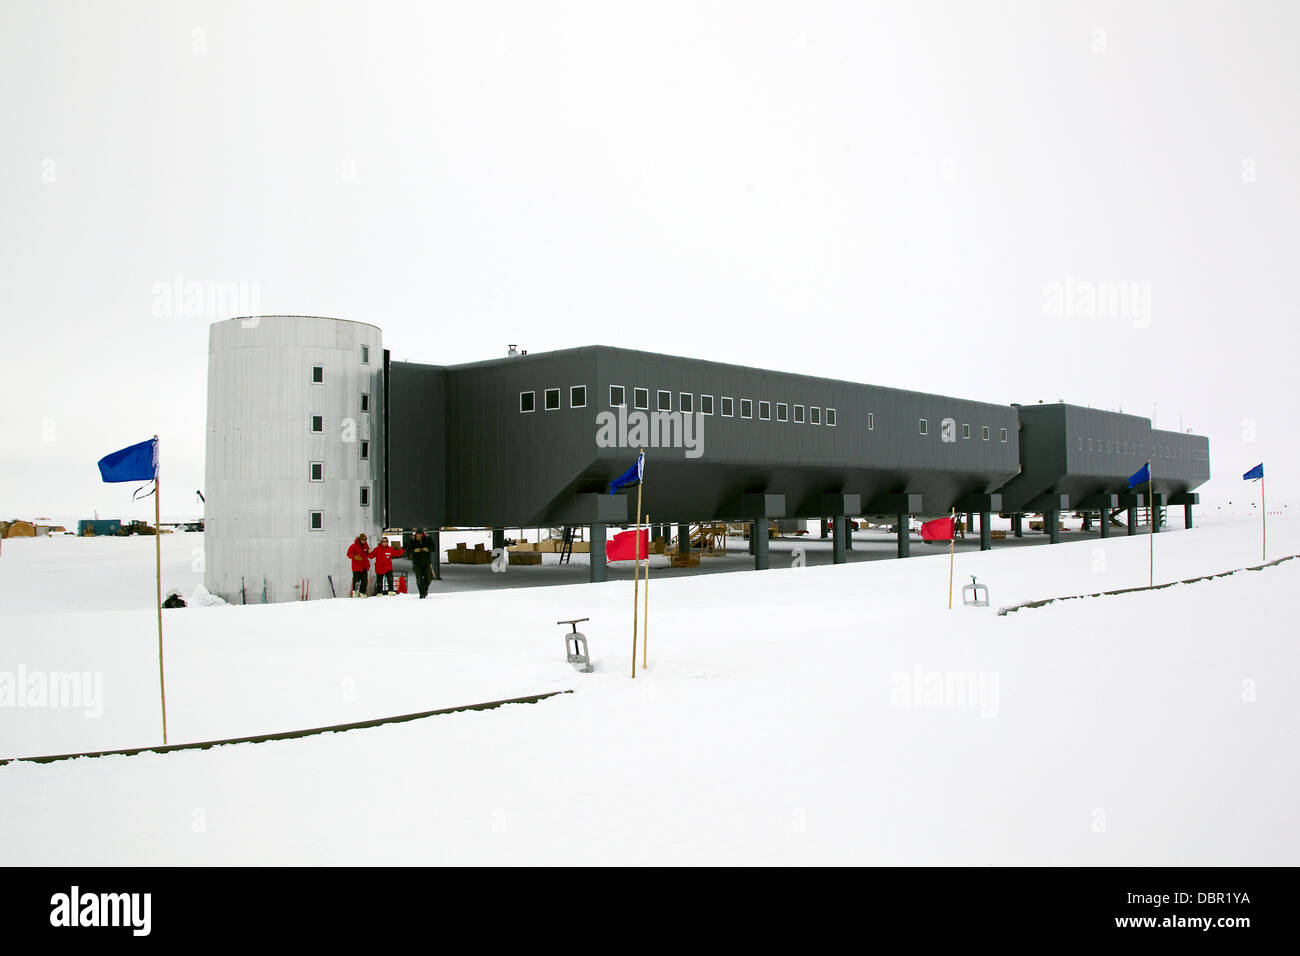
[78,519,121,536]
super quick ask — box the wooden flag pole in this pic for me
[631,462,643,679]
[642,513,650,670]
[154,435,168,745]
[1261,473,1267,562]
[947,508,956,609]
[1148,466,1154,588]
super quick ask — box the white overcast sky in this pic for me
[2,0,1296,521]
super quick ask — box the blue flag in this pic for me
[607,450,644,495]
[1128,462,1150,489]
[1243,463,1264,481]
[98,438,158,483]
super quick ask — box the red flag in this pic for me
[920,517,955,542]
[606,529,648,561]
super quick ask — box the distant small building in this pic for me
[77,519,122,537]
[5,520,36,538]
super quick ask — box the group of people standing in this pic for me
[346,529,438,598]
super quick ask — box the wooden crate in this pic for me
[447,548,493,565]
[508,551,542,566]
[669,551,701,568]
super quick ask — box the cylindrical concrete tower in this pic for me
[205,316,384,602]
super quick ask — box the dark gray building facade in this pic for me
[385,345,1210,579]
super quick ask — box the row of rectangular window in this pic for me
[518,388,1018,443]
[609,386,836,425]
[519,385,838,426]
[917,418,1009,442]
[1080,437,1141,455]
[520,386,586,413]
[1078,437,1203,461]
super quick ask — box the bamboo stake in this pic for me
[947,508,956,609]
[1261,474,1267,562]
[154,435,168,745]
[1148,467,1154,588]
[642,513,650,670]
[631,474,643,679]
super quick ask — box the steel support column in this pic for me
[754,519,770,570]
[589,524,607,582]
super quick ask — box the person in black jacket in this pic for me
[408,529,435,599]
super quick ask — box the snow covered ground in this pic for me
[1,514,1296,864]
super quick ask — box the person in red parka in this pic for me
[370,536,405,596]
[347,533,372,597]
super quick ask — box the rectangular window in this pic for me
[721,397,734,417]
[679,392,693,414]
[634,387,649,410]
[544,387,561,411]
[1078,437,1083,450]
[810,406,821,425]
[777,402,788,422]
[759,401,771,421]
[311,415,323,433]
[309,462,323,482]
[1001,428,1008,443]
[309,511,323,531]
[982,426,990,441]
[657,390,671,412]
[794,404,805,424]
[361,392,370,413]
[360,440,370,460]
[868,412,874,430]
[962,424,971,440]
[701,395,714,415]
[312,365,324,383]
[740,399,752,419]
[520,390,536,413]
[826,408,836,426]
[360,486,370,508]
[610,385,625,407]
[919,418,928,436]
[361,345,369,364]
[1088,438,1093,451]
[570,385,586,408]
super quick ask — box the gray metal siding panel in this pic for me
[387,361,446,528]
